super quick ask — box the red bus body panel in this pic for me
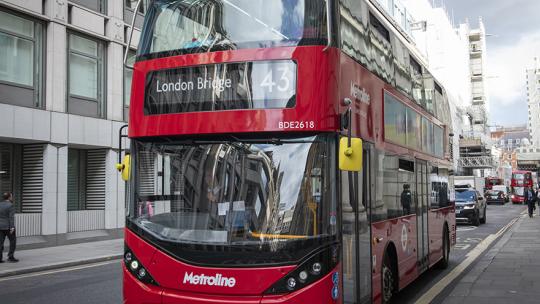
[126,43,455,303]
[129,46,340,138]
[370,207,455,303]
[125,229,341,304]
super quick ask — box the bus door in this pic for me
[415,160,429,271]
[341,144,372,304]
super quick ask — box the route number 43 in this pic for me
[261,66,292,93]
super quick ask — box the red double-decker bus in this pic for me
[510,170,533,204]
[119,1,456,303]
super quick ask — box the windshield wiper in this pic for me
[227,135,315,145]
[172,135,315,146]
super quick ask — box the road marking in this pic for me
[415,216,520,304]
[0,259,121,282]
[453,244,471,250]
[456,226,477,232]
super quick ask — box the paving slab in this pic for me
[0,238,123,278]
[442,215,540,304]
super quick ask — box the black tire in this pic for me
[472,210,480,226]
[381,253,396,304]
[480,207,486,224]
[436,227,450,269]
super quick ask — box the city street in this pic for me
[0,203,527,304]
[0,0,538,303]
[0,260,122,304]
[398,202,527,303]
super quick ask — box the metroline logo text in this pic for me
[183,272,236,287]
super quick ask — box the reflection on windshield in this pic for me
[131,135,336,246]
[138,0,327,57]
[455,190,475,202]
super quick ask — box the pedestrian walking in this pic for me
[526,186,535,218]
[0,192,18,262]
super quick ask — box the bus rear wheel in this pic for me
[381,254,396,304]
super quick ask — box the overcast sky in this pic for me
[440,0,540,127]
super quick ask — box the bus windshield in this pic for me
[137,0,327,59]
[128,134,337,265]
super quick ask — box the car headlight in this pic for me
[463,204,476,209]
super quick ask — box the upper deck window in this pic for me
[137,0,327,60]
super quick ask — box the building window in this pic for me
[0,10,43,108]
[70,0,107,14]
[125,0,149,14]
[124,0,149,28]
[68,149,106,211]
[68,33,106,118]
[123,50,136,121]
[68,149,85,211]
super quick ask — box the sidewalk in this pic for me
[442,212,540,304]
[0,238,123,278]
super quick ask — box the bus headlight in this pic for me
[311,262,322,275]
[124,245,158,286]
[298,270,308,282]
[130,260,139,271]
[286,277,297,290]
[264,245,339,295]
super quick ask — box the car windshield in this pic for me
[455,190,476,202]
[127,134,337,265]
[486,190,500,195]
[138,0,327,59]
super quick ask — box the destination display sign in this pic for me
[144,60,297,115]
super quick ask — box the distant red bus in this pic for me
[511,170,532,203]
[119,1,456,303]
[485,177,503,190]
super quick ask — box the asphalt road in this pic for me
[0,260,122,304]
[397,201,527,303]
[0,203,527,304]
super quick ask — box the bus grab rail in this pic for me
[323,0,332,52]
[118,124,129,164]
[123,0,142,68]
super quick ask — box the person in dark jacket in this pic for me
[536,188,540,216]
[525,186,535,218]
[401,184,412,215]
[0,192,18,262]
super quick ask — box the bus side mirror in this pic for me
[339,137,363,172]
[116,154,131,181]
